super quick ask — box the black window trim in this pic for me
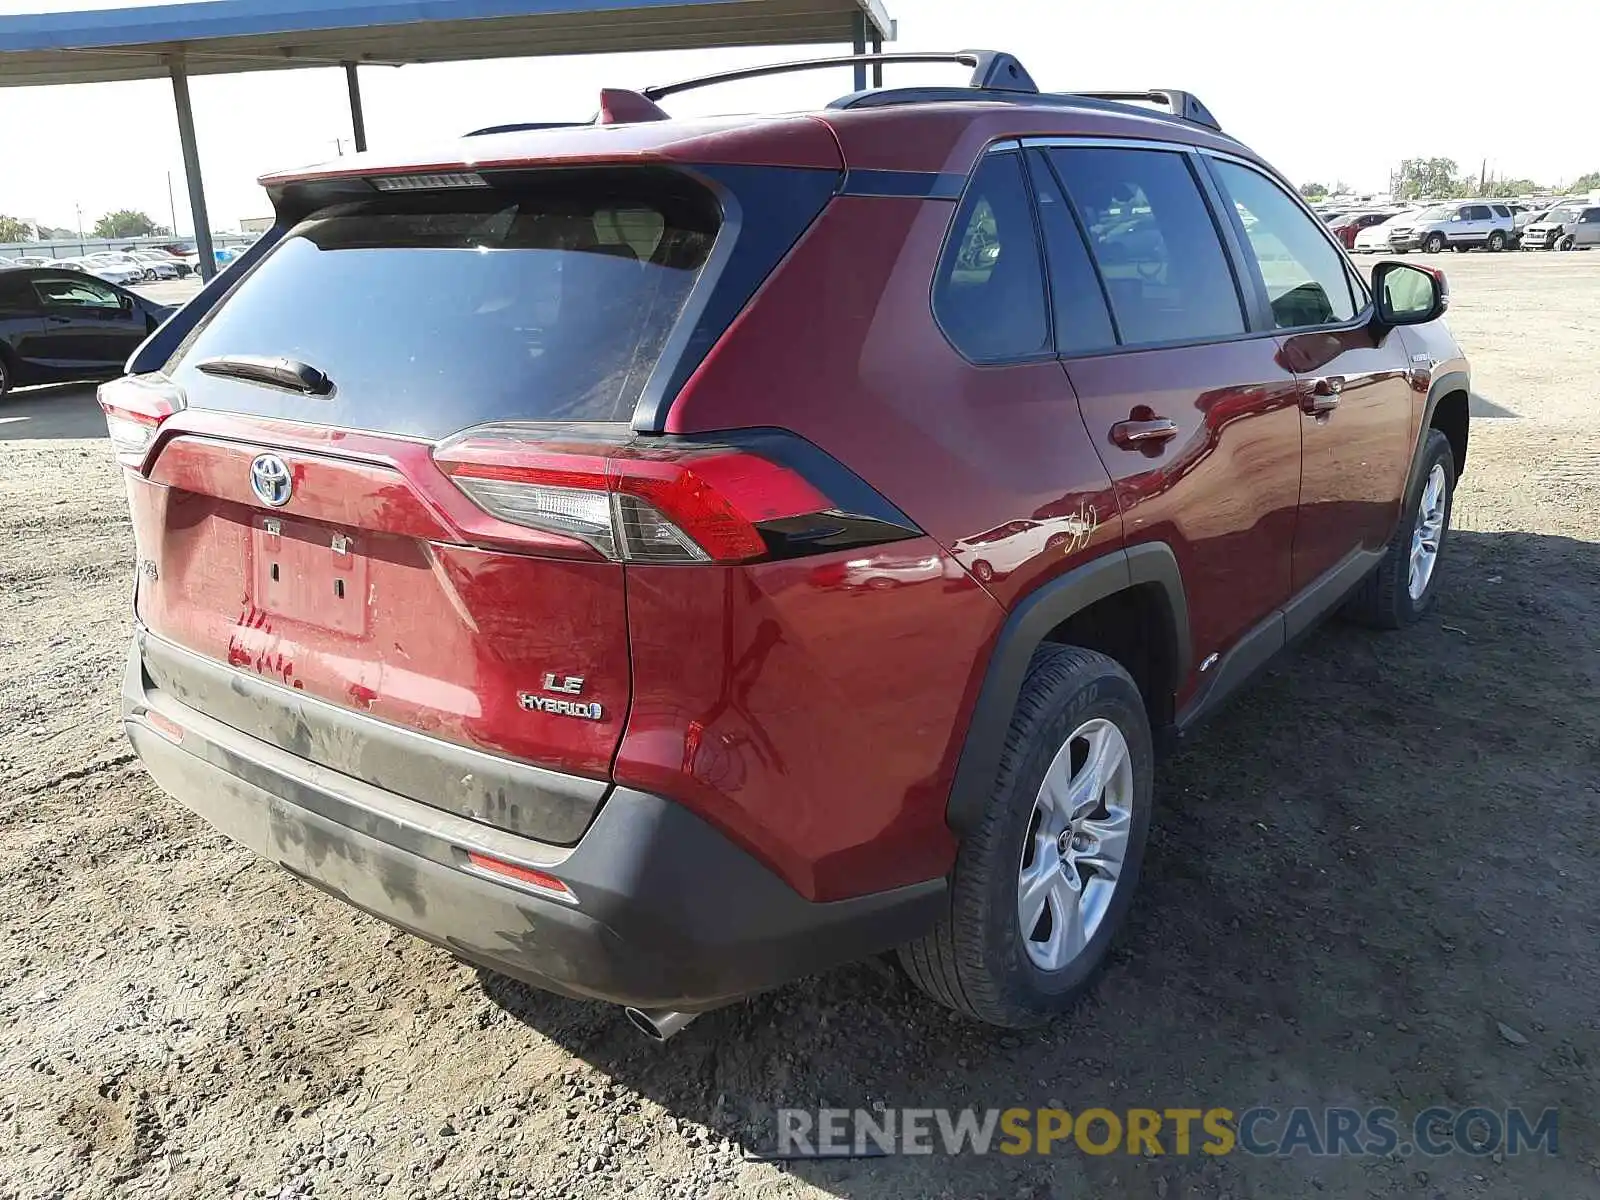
[935,134,1389,365]
[1014,135,1349,359]
[1196,150,1377,335]
[928,139,1059,368]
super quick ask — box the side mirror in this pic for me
[1372,260,1447,327]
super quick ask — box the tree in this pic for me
[1567,171,1600,195]
[35,226,74,240]
[1483,177,1540,199]
[92,210,169,239]
[1298,181,1329,201]
[1391,158,1469,201]
[0,215,35,242]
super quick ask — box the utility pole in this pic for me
[167,171,179,239]
[74,202,84,253]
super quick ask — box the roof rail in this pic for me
[831,86,1227,136]
[642,50,1037,102]
[1069,90,1221,132]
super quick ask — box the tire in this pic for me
[1344,429,1456,629]
[1424,233,1447,253]
[1557,234,1576,252]
[1486,230,1506,252]
[898,646,1154,1027]
[0,350,11,401]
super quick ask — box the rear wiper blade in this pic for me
[196,355,334,397]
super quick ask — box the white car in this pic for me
[88,252,159,281]
[61,256,145,286]
[1352,210,1420,253]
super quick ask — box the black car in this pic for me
[0,267,174,398]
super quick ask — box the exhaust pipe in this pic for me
[624,1007,699,1042]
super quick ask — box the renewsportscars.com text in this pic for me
[764,1106,1559,1159]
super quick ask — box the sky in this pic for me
[1,0,1594,236]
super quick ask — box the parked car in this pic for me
[106,52,1469,1035]
[1328,209,1401,249]
[1381,201,1517,253]
[60,255,146,286]
[88,252,159,281]
[1520,204,1600,250]
[172,245,242,275]
[7,255,57,269]
[0,266,173,398]
[1351,208,1419,253]
[126,249,188,279]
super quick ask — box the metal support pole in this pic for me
[344,61,367,153]
[870,33,883,87]
[851,10,867,92]
[169,61,216,281]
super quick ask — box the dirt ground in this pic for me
[1,251,1597,1200]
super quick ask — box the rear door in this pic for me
[1580,208,1600,246]
[1038,142,1303,677]
[125,169,727,841]
[1460,204,1492,244]
[1205,156,1415,592]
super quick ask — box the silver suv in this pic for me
[1387,201,1517,253]
[1521,204,1600,251]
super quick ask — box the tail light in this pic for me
[98,375,185,468]
[434,425,922,565]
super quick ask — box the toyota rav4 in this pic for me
[106,51,1469,1037]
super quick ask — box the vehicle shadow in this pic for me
[480,527,1600,1199]
[1469,390,1517,419]
[0,382,106,441]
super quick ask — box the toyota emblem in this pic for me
[250,454,293,507]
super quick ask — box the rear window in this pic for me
[170,170,719,437]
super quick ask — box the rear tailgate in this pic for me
[119,164,761,845]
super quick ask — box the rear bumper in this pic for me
[122,639,944,1011]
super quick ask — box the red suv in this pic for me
[106,52,1469,1037]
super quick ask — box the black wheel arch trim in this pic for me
[945,543,1190,835]
[1409,369,1470,493]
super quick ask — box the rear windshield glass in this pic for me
[170,170,719,436]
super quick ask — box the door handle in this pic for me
[46,314,73,324]
[1110,417,1180,449]
[1301,376,1342,415]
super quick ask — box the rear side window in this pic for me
[1046,147,1245,347]
[1210,159,1358,329]
[1025,149,1117,355]
[932,151,1050,362]
[1491,204,1510,218]
[171,170,718,435]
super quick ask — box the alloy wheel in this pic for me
[1017,717,1134,971]
[1407,463,1448,601]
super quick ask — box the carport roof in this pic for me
[0,0,893,87]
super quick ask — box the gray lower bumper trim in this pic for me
[137,629,607,845]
